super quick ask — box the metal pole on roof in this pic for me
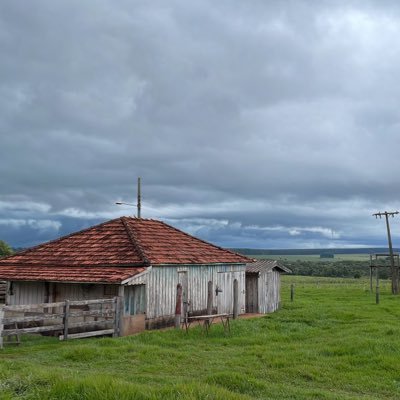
[137,177,141,219]
[115,177,142,218]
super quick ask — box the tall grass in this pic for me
[1,276,400,399]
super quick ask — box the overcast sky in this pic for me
[1,1,400,249]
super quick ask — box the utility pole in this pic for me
[115,177,142,218]
[373,211,399,295]
[137,177,141,218]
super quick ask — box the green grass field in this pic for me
[1,276,400,399]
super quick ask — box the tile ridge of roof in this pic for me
[120,217,151,265]
[0,217,123,263]
[156,219,251,263]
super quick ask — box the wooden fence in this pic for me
[0,297,122,349]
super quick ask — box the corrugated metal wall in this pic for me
[129,264,246,321]
[257,270,281,313]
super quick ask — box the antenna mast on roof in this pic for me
[137,177,141,218]
[115,176,142,218]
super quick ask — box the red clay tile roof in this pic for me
[0,265,145,284]
[0,217,250,283]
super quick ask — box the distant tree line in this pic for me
[284,260,390,279]
[233,247,398,256]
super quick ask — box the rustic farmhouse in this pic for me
[245,259,291,314]
[0,217,251,333]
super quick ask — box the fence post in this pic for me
[0,306,4,349]
[116,296,124,337]
[63,300,70,341]
[233,279,239,319]
[290,284,294,302]
[207,281,213,315]
[113,296,121,337]
[175,284,182,329]
[376,267,380,305]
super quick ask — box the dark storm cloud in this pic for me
[1,0,400,248]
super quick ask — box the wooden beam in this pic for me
[59,329,115,341]
[3,302,65,311]
[3,324,65,335]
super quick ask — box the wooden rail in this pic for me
[0,297,122,348]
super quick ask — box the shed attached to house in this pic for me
[245,260,291,314]
[0,217,251,334]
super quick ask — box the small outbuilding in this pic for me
[0,217,251,334]
[245,259,291,314]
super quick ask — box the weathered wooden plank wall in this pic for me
[245,275,258,313]
[8,282,120,306]
[8,282,46,306]
[258,270,281,313]
[7,264,247,329]
[129,264,246,322]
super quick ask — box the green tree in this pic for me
[0,240,13,257]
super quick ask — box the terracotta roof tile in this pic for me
[0,217,250,282]
[0,265,144,283]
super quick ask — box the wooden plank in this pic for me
[113,296,119,337]
[4,299,113,311]
[188,313,229,320]
[63,300,70,341]
[233,279,239,319]
[3,318,113,336]
[59,329,115,341]
[68,310,115,318]
[67,320,113,329]
[2,310,114,325]
[207,281,213,315]
[3,314,64,324]
[3,324,64,335]
[68,299,114,306]
[3,302,65,311]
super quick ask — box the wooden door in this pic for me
[245,274,259,313]
[123,285,146,335]
[124,285,146,315]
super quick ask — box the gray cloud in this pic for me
[1,1,400,249]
